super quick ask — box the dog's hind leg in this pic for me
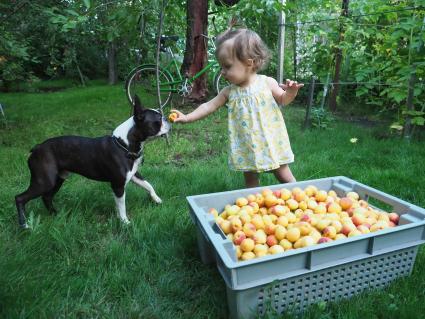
[16,151,59,228]
[111,184,130,224]
[131,172,162,204]
[42,177,65,214]
[16,177,57,229]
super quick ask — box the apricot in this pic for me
[268,245,285,255]
[168,112,178,122]
[339,197,353,211]
[240,238,255,252]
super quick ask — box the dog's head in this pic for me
[132,95,170,141]
[113,95,170,146]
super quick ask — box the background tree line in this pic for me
[1,0,424,131]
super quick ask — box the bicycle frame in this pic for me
[159,46,220,93]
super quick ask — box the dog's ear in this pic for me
[133,95,145,119]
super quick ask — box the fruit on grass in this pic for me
[168,112,178,122]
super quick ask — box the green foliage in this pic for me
[310,107,335,129]
[0,26,38,91]
[1,0,424,129]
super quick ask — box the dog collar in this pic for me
[112,136,144,160]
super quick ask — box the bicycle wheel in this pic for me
[125,64,173,110]
[213,71,229,94]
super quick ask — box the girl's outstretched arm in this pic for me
[267,77,304,106]
[171,87,229,123]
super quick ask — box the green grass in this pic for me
[0,83,424,319]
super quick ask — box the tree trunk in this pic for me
[181,0,208,102]
[108,40,118,85]
[329,0,349,112]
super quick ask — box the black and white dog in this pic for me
[15,95,170,228]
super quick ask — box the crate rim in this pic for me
[187,175,425,271]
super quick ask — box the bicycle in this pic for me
[125,34,228,109]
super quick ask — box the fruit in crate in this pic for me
[210,185,401,261]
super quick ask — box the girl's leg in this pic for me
[244,171,260,188]
[273,164,296,183]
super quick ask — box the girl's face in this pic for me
[217,40,254,87]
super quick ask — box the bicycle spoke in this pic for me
[125,66,173,110]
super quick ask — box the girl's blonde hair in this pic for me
[215,28,270,71]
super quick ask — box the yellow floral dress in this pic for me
[227,74,294,172]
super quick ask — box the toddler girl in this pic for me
[172,28,303,188]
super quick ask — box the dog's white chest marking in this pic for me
[125,157,142,184]
[113,117,135,146]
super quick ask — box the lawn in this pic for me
[0,82,424,319]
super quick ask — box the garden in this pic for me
[1,1,424,318]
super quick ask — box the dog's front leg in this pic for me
[131,172,162,204]
[112,184,130,224]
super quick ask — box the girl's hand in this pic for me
[279,79,304,98]
[169,109,189,123]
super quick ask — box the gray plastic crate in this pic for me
[187,176,425,319]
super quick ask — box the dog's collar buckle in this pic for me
[112,136,143,160]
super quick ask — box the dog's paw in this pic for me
[151,195,162,204]
[121,218,131,225]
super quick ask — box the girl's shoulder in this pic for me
[260,74,278,88]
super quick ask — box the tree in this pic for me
[181,0,209,101]
[329,0,349,112]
